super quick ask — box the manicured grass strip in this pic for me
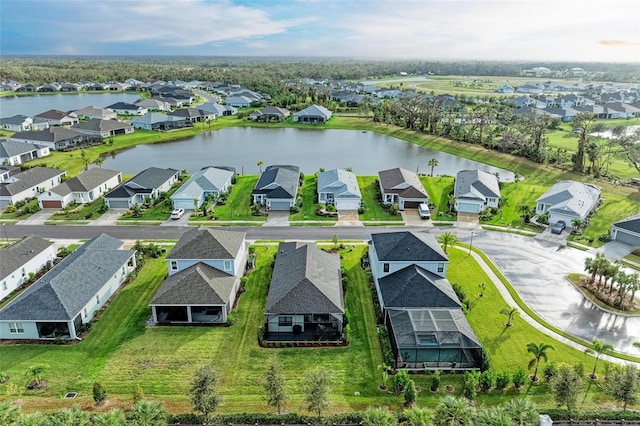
[212,175,266,222]
[420,175,456,221]
[289,175,337,222]
[48,199,107,221]
[357,176,403,222]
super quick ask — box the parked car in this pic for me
[170,208,185,220]
[551,221,566,234]
[418,203,431,219]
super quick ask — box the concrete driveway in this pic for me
[265,211,290,226]
[402,209,432,227]
[161,211,192,226]
[471,230,640,355]
[337,211,363,226]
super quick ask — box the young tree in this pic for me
[130,400,167,426]
[257,160,264,174]
[133,383,145,404]
[363,406,398,426]
[551,364,582,414]
[92,381,107,406]
[500,307,519,327]
[94,156,105,168]
[503,398,538,426]
[585,338,614,380]
[434,395,475,426]
[526,342,554,382]
[604,364,639,411]
[462,370,480,400]
[403,407,433,426]
[393,370,411,395]
[92,409,127,426]
[263,358,288,414]
[428,158,439,177]
[189,364,220,424]
[303,369,331,419]
[404,379,418,406]
[437,231,458,254]
[25,364,47,388]
[377,363,390,390]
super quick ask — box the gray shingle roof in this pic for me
[378,167,428,198]
[293,105,332,119]
[537,180,601,218]
[126,167,177,189]
[10,127,84,143]
[0,236,55,281]
[72,118,132,133]
[0,115,30,126]
[613,214,640,234]
[0,167,65,197]
[0,234,135,321]
[168,227,246,261]
[371,231,448,262]
[33,109,71,120]
[63,168,120,193]
[454,169,500,201]
[0,140,45,158]
[171,167,233,200]
[252,165,300,199]
[317,169,361,199]
[378,265,461,309]
[266,243,344,314]
[150,263,237,305]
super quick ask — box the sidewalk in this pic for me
[16,209,54,225]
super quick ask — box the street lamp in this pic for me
[2,223,8,246]
[469,231,475,255]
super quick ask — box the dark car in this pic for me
[551,221,566,234]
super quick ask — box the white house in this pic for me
[536,180,602,228]
[104,167,179,209]
[317,168,362,211]
[0,166,66,208]
[0,140,50,166]
[0,236,56,301]
[38,168,122,209]
[171,166,234,210]
[454,169,501,213]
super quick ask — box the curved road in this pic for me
[4,224,639,355]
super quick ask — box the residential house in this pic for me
[135,98,171,112]
[106,102,148,116]
[251,106,291,122]
[453,170,501,213]
[150,228,247,325]
[264,242,344,342]
[171,166,234,209]
[535,180,602,228]
[292,105,332,124]
[317,168,362,210]
[378,167,429,210]
[1,115,43,132]
[0,140,50,166]
[512,96,546,109]
[38,168,122,209]
[515,84,544,94]
[0,234,136,340]
[168,108,215,124]
[611,215,640,247]
[9,127,87,151]
[130,113,187,131]
[0,236,56,301]
[224,95,253,108]
[0,166,18,183]
[38,83,60,93]
[72,119,134,138]
[496,85,515,94]
[60,83,79,92]
[0,166,66,208]
[368,231,482,370]
[104,167,179,209]
[252,165,300,211]
[199,102,237,117]
[73,106,118,121]
[33,109,79,127]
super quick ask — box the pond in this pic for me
[100,127,514,179]
[0,93,141,117]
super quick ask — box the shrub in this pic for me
[512,367,527,388]
[377,326,395,367]
[463,370,480,400]
[388,204,400,215]
[290,204,300,213]
[358,205,366,214]
[93,381,107,405]
[480,350,491,372]
[495,370,511,390]
[4,205,16,213]
[598,233,611,243]
[544,361,559,381]
[393,370,411,395]
[430,370,441,392]
[479,370,495,392]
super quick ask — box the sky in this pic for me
[1,0,639,62]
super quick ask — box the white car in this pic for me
[170,208,185,220]
[418,203,431,219]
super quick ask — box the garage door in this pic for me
[403,201,422,209]
[336,199,361,210]
[269,201,291,211]
[108,200,130,209]
[457,202,480,213]
[613,230,640,246]
[41,200,62,208]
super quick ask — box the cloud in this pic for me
[599,39,639,46]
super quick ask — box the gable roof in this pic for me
[0,115,31,126]
[171,167,233,200]
[0,140,46,157]
[378,167,428,198]
[33,109,73,120]
[0,236,55,281]
[106,102,141,110]
[378,265,461,309]
[266,243,344,314]
[48,168,120,196]
[0,234,134,321]
[105,167,177,199]
[613,214,640,234]
[371,231,448,262]
[293,104,332,119]
[253,165,300,199]
[259,106,291,116]
[72,118,133,133]
[0,167,65,197]
[454,169,500,202]
[317,168,361,199]
[131,113,185,126]
[10,127,85,144]
[536,180,601,218]
[150,263,237,305]
[168,227,245,261]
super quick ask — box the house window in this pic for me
[1,281,6,291]
[437,263,444,273]
[84,308,88,318]
[383,263,389,273]
[278,316,293,327]
[96,294,100,304]
[21,268,26,277]
[170,261,178,271]
[224,260,232,271]
[9,323,24,334]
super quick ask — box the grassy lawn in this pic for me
[420,176,456,221]
[357,176,403,222]
[206,175,266,222]
[47,199,107,221]
[289,175,337,222]
[119,183,183,221]
[0,198,40,220]
[480,181,545,229]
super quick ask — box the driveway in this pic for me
[16,209,55,225]
[92,210,123,226]
[161,211,192,226]
[588,240,633,261]
[402,209,432,227]
[336,210,363,226]
[472,230,640,355]
[265,211,290,226]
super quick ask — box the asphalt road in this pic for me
[4,224,639,354]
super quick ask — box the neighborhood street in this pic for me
[4,224,639,355]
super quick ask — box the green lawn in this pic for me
[118,182,184,221]
[420,176,456,221]
[357,176,403,222]
[289,175,337,222]
[47,199,107,221]
[0,198,40,220]
[480,181,545,229]
[207,175,266,222]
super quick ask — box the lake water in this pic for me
[100,127,514,179]
[0,93,141,117]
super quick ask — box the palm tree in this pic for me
[94,156,105,168]
[585,338,614,380]
[526,342,554,382]
[50,406,91,426]
[518,204,532,224]
[475,407,512,426]
[257,160,264,174]
[14,412,49,426]
[513,172,522,188]
[403,407,433,426]
[130,400,167,426]
[92,409,126,426]
[434,395,475,426]
[0,402,20,426]
[447,194,457,214]
[500,307,519,327]
[25,364,47,388]
[503,398,538,426]
[428,158,439,177]
[437,231,458,254]
[362,406,398,426]
[571,218,584,233]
